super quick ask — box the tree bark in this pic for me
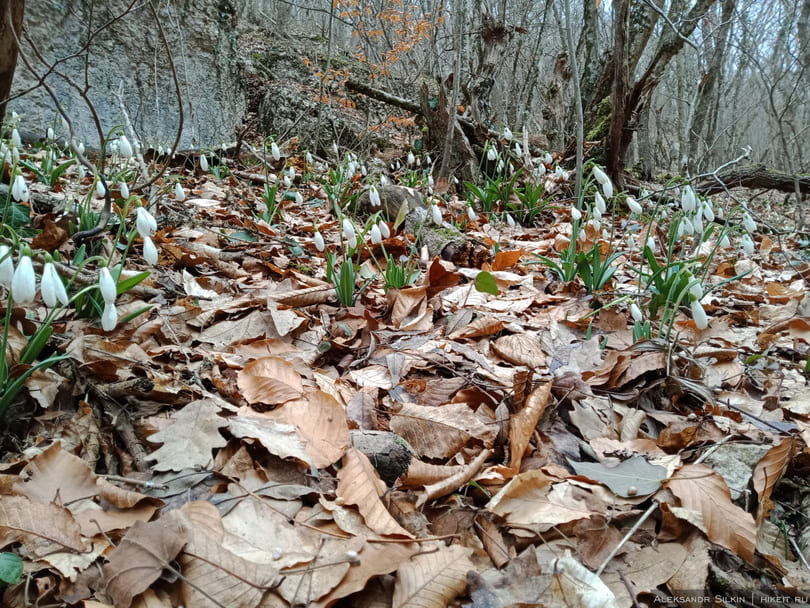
[695,164,810,195]
[606,0,630,189]
[0,0,24,129]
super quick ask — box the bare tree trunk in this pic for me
[467,11,515,127]
[606,0,630,189]
[0,0,24,129]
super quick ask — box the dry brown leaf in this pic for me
[336,448,412,538]
[270,285,334,307]
[416,448,492,508]
[550,550,617,608]
[449,316,505,339]
[146,399,228,472]
[509,382,551,473]
[228,410,317,471]
[491,249,523,271]
[237,356,304,405]
[665,463,756,562]
[491,333,546,368]
[12,443,98,505]
[389,285,427,328]
[476,514,511,568]
[104,515,189,608]
[392,543,473,608]
[390,402,495,459]
[263,391,350,468]
[753,437,796,525]
[0,495,84,554]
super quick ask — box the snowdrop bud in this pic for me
[136,207,157,238]
[506,214,515,227]
[77,141,85,155]
[286,166,295,181]
[11,255,36,304]
[0,246,13,288]
[41,262,69,307]
[571,206,582,221]
[467,206,476,221]
[119,181,130,199]
[348,234,358,250]
[594,191,606,214]
[46,127,54,141]
[342,218,356,241]
[314,231,325,252]
[452,175,459,184]
[691,299,709,330]
[543,152,553,165]
[431,204,442,225]
[694,202,704,224]
[378,220,390,238]
[515,142,522,156]
[78,165,85,180]
[601,180,613,199]
[428,175,434,187]
[646,236,656,252]
[741,233,755,256]
[626,233,635,248]
[487,146,498,161]
[677,218,687,239]
[627,196,642,215]
[101,301,117,331]
[305,151,313,165]
[295,191,303,205]
[174,182,186,202]
[199,153,209,172]
[689,281,703,300]
[380,174,389,186]
[592,166,609,185]
[630,302,643,322]
[719,234,731,249]
[683,217,694,235]
[369,185,381,207]
[11,174,29,202]
[742,213,756,233]
[11,128,21,148]
[555,166,564,178]
[157,145,165,156]
[407,151,415,166]
[119,135,133,158]
[332,142,339,156]
[534,164,546,177]
[370,224,382,244]
[99,267,116,305]
[95,180,107,198]
[681,186,696,212]
[497,159,505,172]
[270,141,281,161]
[361,164,367,176]
[143,236,159,265]
[593,207,602,221]
[503,127,513,141]
[282,175,291,188]
[426,155,432,165]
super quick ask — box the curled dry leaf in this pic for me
[237,356,303,405]
[753,437,795,525]
[0,495,84,555]
[390,402,495,459]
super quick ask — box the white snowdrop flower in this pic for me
[715,206,724,220]
[592,165,609,185]
[534,164,546,177]
[305,151,313,165]
[571,206,582,221]
[174,182,186,202]
[369,185,381,208]
[370,224,382,244]
[467,206,476,221]
[282,175,291,188]
[270,141,281,161]
[0,245,13,289]
[742,213,756,233]
[703,201,715,222]
[487,146,498,161]
[691,299,709,330]
[602,229,609,240]
[431,204,442,225]
[593,207,602,221]
[101,301,117,331]
[555,166,564,178]
[694,202,704,224]
[506,214,515,227]
[119,135,133,158]
[342,218,356,241]
[11,174,29,202]
[11,128,21,148]
[719,234,731,249]
[136,206,157,238]
[99,267,117,305]
[78,165,85,180]
[46,127,54,141]
[626,233,635,248]
[427,175,434,187]
[77,141,85,155]
[677,218,687,239]
[378,220,390,239]
[497,159,505,172]
[407,151,415,166]
[11,255,36,304]
[119,181,130,199]
[451,175,459,184]
[601,180,613,199]
[646,236,656,252]
[314,230,325,252]
[689,281,703,300]
[683,217,694,235]
[286,166,295,181]
[425,155,432,165]
[295,191,303,205]
[347,234,358,250]
[503,127,513,141]
[361,164,367,176]
[543,152,553,165]
[95,180,106,198]
[627,196,642,215]
[41,262,69,308]
[741,233,755,256]
[509,163,514,173]
[143,236,159,265]
[630,303,643,322]
[681,186,696,212]
[199,153,209,172]
[108,140,120,155]
[515,142,522,156]
[380,174,390,186]
[157,145,165,156]
[332,142,339,156]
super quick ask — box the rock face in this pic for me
[9,1,246,150]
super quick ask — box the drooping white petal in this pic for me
[136,207,157,238]
[314,231,325,252]
[96,180,107,198]
[369,224,382,244]
[11,256,36,304]
[592,166,609,185]
[99,267,117,305]
[630,303,643,322]
[369,185,381,208]
[199,153,209,172]
[503,127,513,141]
[119,181,130,199]
[431,204,442,225]
[143,236,159,265]
[742,213,756,233]
[0,245,13,288]
[118,136,133,158]
[594,191,606,214]
[741,233,755,256]
[627,197,642,215]
[271,141,281,161]
[571,206,582,221]
[101,301,118,331]
[691,299,709,330]
[487,146,498,161]
[41,262,69,307]
[378,221,390,239]
[342,218,356,241]
[174,182,186,202]
[467,206,476,221]
[11,175,28,202]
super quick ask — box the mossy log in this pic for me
[695,163,810,196]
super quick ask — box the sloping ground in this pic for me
[1,138,810,607]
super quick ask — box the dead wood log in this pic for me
[695,163,810,195]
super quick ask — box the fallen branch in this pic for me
[695,163,810,195]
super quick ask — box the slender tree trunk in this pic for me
[606,0,630,189]
[0,0,24,129]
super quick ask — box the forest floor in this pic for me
[1,134,810,608]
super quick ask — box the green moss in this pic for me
[586,97,612,141]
